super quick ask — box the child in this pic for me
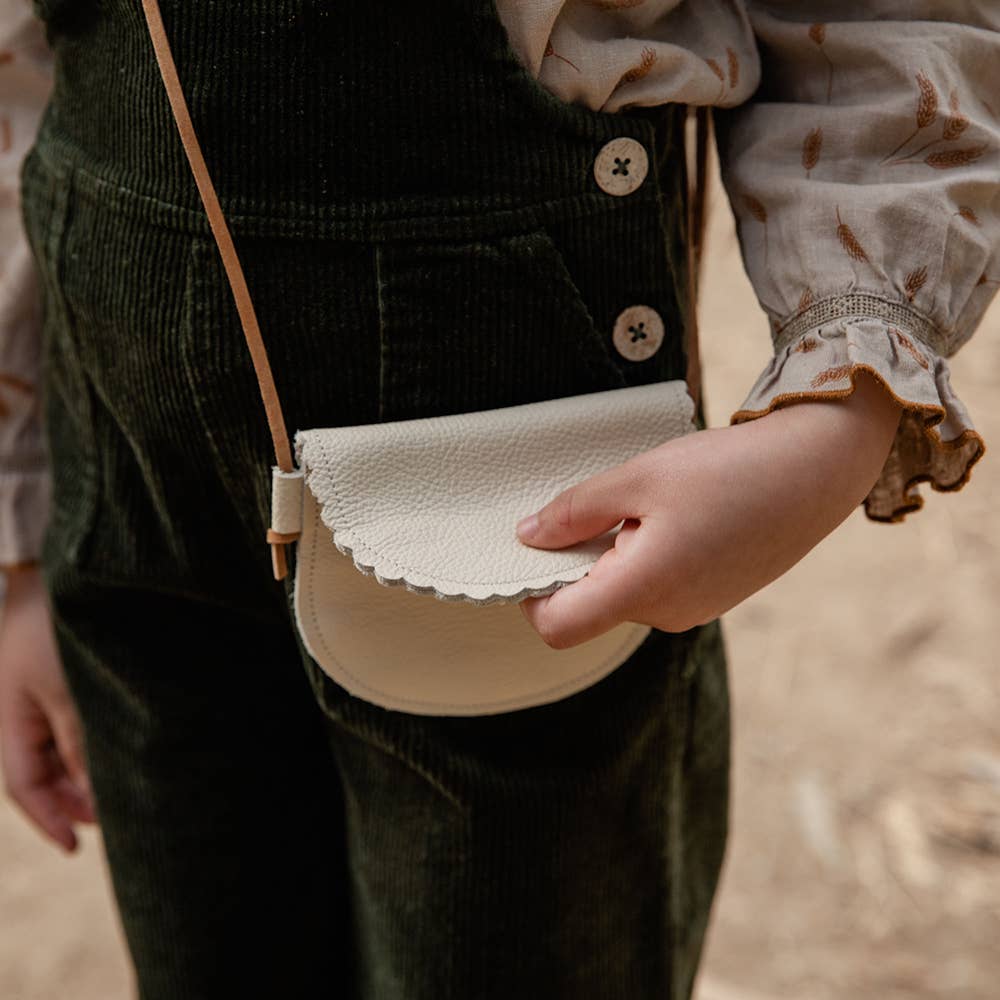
[1,2,995,997]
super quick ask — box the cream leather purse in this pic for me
[141,0,710,716]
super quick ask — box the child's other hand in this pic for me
[0,565,96,853]
[516,370,904,648]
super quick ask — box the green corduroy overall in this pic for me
[21,1,731,997]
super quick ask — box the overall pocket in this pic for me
[22,148,243,591]
[373,226,629,422]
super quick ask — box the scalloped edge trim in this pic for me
[729,362,987,523]
[300,473,598,605]
[328,529,592,605]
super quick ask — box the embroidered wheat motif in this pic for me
[924,146,987,169]
[890,327,930,369]
[793,335,818,353]
[727,47,739,89]
[798,287,814,312]
[704,58,727,102]
[916,72,939,127]
[956,206,981,226]
[835,207,869,262]
[904,266,929,301]
[943,90,970,140]
[543,41,580,73]
[889,88,976,164]
[802,127,823,176]
[882,70,940,162]
[619,46,657,85]
[810,364,853,388]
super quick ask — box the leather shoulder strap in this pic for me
[140,0,294,476]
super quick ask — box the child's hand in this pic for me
[0,565,96,853]
[516,370,904,648]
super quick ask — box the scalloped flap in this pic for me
[293,380,696,604]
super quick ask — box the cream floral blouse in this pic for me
[1,1,998,566]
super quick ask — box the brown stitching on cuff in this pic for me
[863,426,986,523]
[728,362,987,522]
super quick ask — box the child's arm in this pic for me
[0,8,92,856]
[712,2,998,524]
[518,3,1000,647]
[517,369,902,647]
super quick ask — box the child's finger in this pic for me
[520,520,651,647]
[47,695,92,805]
[1,716,79,853]
[16,780,80,852]
[49,771,97,825]
[516,460,648,550]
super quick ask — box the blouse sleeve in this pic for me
[713,3,999,521]
[0,4,53,568]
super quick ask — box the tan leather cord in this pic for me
[140,0,294,477]
[140,0,296,577]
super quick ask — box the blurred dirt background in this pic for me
[1,150,998,999]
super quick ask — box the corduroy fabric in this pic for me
[21,1,730,997]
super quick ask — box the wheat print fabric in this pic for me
[1,4,999,563]
[497,0,999,522]
[710,4,998,521]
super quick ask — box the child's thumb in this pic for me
[515,462,641,550]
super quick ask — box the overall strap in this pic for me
[140,0,296,577]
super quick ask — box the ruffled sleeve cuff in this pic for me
[729,297,985,522]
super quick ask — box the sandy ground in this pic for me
[1,153,998,999]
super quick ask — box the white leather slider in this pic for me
[271,466,305,536]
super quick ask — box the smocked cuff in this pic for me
[729,315,985,522]
[0,468,51,567]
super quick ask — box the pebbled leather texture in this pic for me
[293,379,697,604]
[289,380,697,715]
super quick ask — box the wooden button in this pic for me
[612,306,664,361]
[593,138,648,197]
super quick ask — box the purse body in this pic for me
[292,485,655,716]
[284,382,695,715]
